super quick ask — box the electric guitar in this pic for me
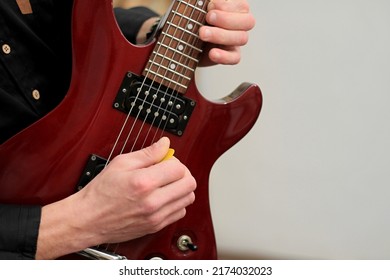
[0,0,262,259]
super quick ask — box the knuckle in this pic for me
[140,198,159,215]
[248,15,256,30]
[174,161,187,175]
[179,208,187,220]
[187,175,197,192]
[168,160,187,179]
[238,32,249,46]
[141,145,156,161]
[241,2,251,13]
[109,153,127,167]
[187,192,196,205]
[148,216,161,230]
[232,53,241,65]
[132,176,153,196]
[146,213,165,232]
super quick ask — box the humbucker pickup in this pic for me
[113,72,196,136]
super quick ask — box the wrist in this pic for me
[35,194,98,259]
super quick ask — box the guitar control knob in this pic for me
[177,235,198,252]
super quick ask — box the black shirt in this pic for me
[0,0,158,259]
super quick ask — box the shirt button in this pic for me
[32,89,41,100]
[2,44,11,55]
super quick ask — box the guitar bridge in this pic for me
[113,72,196,137]
[77,247,127,260]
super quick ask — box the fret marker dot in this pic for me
[187,23,194,30]
[198,1,203,6]
[178,45,184,51]
[170,63,176,70]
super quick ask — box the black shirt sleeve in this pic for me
[0,204,41,259]
[114,6,159,44]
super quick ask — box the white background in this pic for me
[197,0,390,259]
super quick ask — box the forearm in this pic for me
[35,193,100,260]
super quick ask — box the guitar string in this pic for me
[109,0,208,256]
[139,0,204,148]
[109,0,207,252]
[117,0,205,155]
[116,3,180,155]
[106,1,207,162]
[120,0,194,154]
[107,1,190,255]
[152,0,207,143]
[100,10,176,253]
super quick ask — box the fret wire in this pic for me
[146,70,188,89]
[164,21,200,41]
[166,21,201,39]
[146,62,192,81]
[159,33,202,53]
[149,53,195,73]
[172,10,204,27]
[143,0,208,93]
[155,40,201,63]
[177,0,207,14]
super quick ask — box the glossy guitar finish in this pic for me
[0,0,262,259]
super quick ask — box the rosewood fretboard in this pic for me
[143,0,209,93]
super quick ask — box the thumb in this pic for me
[124,137,171,170]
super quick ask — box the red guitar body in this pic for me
[0,0,262,259]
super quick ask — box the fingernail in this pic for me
[202,28,212,40]
[212,49,221,61]
[155,137,169,147]
[208,11,217,24]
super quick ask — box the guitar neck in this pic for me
[143,0,209,93]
